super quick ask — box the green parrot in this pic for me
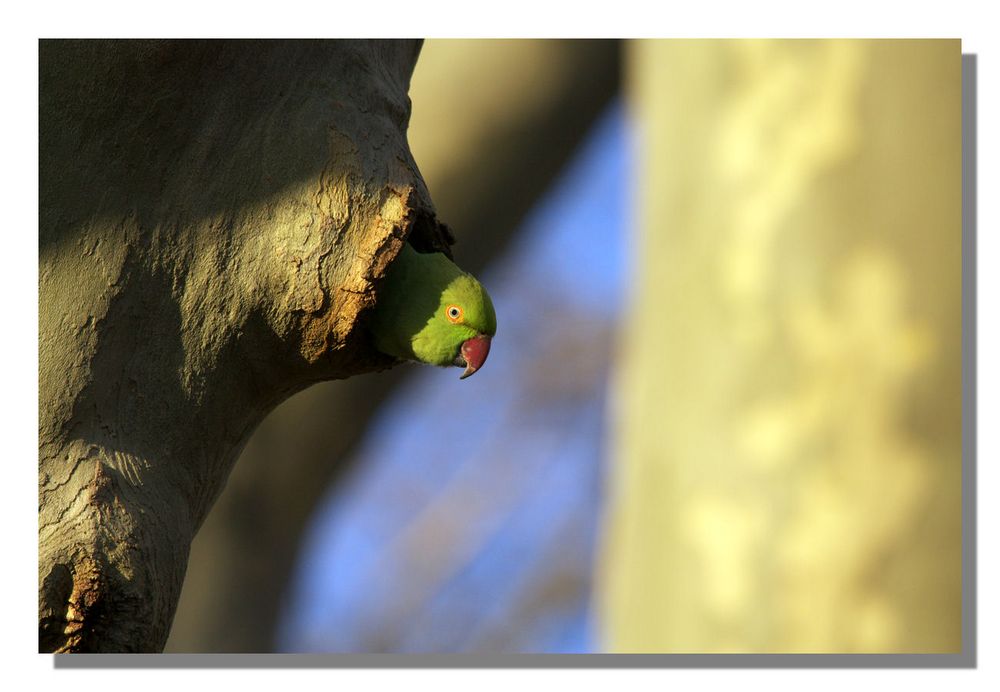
[368,242,497,379]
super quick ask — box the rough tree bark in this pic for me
[38,39,451,653]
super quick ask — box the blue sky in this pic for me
[278,100,630,653]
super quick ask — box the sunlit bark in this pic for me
[38,39,447,652]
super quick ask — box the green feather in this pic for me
[368,243,497,367]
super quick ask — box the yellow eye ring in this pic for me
[446,305,463,323]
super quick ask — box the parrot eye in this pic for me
[446,305,463,323]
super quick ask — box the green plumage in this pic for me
[368,243,497,368]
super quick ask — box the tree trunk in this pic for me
[599,39,961,652]
[38,39,449,653]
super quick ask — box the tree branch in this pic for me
[38,39,443,652]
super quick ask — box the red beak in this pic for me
[458,334,492,379]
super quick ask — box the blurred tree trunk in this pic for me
[600,40,961,652]
[165,39,621,652]
[37,39,451,652]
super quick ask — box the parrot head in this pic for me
[368,242,497,379]
[414,273,497,379]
